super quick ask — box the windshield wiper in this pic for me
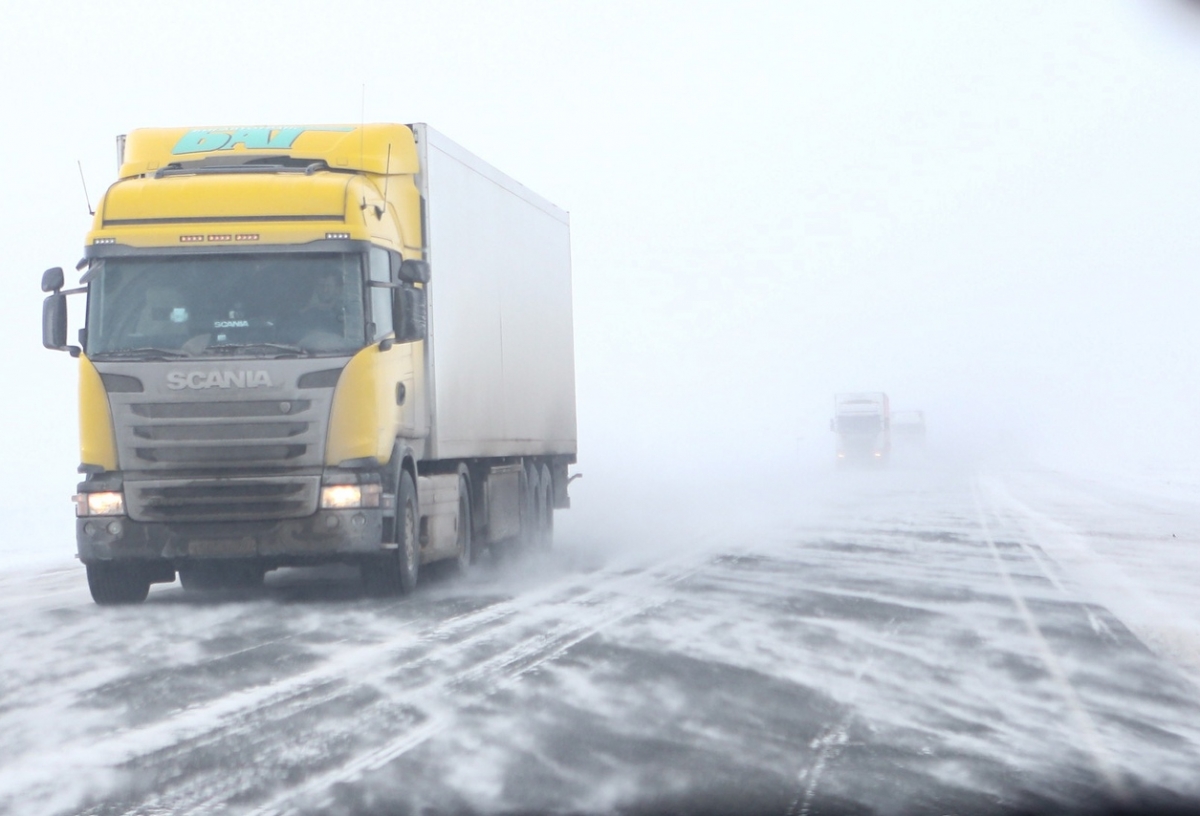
[91,347,191,360]
[205,342,311,358]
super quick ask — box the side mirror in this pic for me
[398,259,431,284]
[393,286,427,343]
[43,293,69,351]
[41,267,64,293]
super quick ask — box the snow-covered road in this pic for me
[2,466,1199,815]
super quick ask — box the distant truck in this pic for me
[891,410,926,445]
[832,392,890,464]
[40,124,577,604]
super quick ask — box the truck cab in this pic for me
[832,392,891,465]
[42,124,576,604]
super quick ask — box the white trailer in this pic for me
[415,125,577,463]
[411,125,577,566]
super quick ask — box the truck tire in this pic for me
[521,463,539,551]
[538,463,554,551]
[452,475,473,574]
[362,470,419,596]
[87,562,151,605]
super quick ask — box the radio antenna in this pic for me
[383,143,391,200]
[372,144,392,220]
[77,160,95,216]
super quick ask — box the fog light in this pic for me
[352,513,366,528]
[107,520,123,536]
[75,491,124,517]
[325,515,339,529]
[320,483,381,509]
[84,521,98,536]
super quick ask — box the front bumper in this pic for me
[77,508,385,564]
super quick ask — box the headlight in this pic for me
[320,483,381,509]
[74,491,125,517]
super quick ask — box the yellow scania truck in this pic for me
[40,124,577,604]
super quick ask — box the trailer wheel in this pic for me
[521,463,539,551]
[362,471,419,596]
[538,464,554,551]
[87,562,151,605]
[453,475,473,574]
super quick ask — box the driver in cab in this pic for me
[298,273,344,338]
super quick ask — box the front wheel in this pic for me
[452,475,473,575]
[361,470,419,596]
[87,562,151,605]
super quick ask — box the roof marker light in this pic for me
[326,232,351,240]
[93,237,116,245]
[179,235,204,243]
[235,234,259,241]
[207,234,232,242]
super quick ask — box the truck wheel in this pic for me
[520,463,539,551]
[538,464,554,551]
[453,475,473,574]
[87,562,151,605]
[362,471,419,596]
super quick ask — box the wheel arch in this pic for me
[385,441,418,496]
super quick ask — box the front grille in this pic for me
[120,399,322,470]
[130,400,312,419]
[133,422,307,441]
[135,445,307,463]
[126,476,320,522]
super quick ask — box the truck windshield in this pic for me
[85,253,367,358]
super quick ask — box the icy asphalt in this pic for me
[2,463,1200,816]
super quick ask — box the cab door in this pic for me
[368,248,423,444]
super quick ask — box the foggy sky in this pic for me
[5,1,1200,562]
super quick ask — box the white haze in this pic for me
[3,0,1200,562]
[6,8,1200,813]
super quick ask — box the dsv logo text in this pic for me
[166,371,274,390]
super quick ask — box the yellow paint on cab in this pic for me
[79,354,118,471]
[325,339,422,465]
[89,125,423,255]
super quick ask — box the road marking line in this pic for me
[246,583,681,816]
[97,553,712,816]
[971,479,1129,805]
[785,613,897,816]
[788,723,848,816]
[2,553,709,815]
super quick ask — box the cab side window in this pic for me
[368,247,394,341]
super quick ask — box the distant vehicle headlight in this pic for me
[75,491,125,517]
[320,483,382,509]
